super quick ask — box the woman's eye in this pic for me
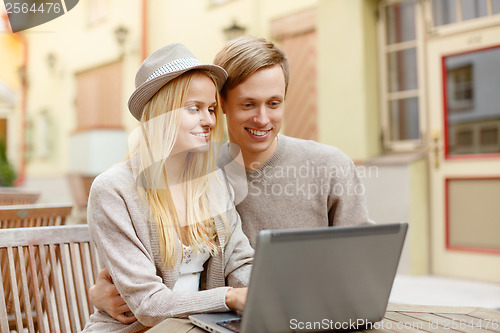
[209,107,216,113]
[187,107,198,113]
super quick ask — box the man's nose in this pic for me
[253,106,269,126]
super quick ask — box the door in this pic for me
[271,8,318,141]
[427,25,500,283]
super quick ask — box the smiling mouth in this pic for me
[246,128,271,137]
[191,132,210,141]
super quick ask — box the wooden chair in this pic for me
[0,225,102,332]
[66,174,95,223]
[0,188,40,205]
[0,203,73,229]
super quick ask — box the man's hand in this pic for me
[225,287,248,312]
[89,267,137,324]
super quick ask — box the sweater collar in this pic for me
[218,135,288,176]
[245,134,287,177]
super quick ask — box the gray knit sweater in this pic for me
[83,158,254,332]
[218,135,374,247]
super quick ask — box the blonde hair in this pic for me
[213,35,290,99]
[133,70,225,268]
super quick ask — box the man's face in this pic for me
[223,64,285,164]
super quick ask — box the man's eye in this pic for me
[242,103,253,109]
[269,101,280,108]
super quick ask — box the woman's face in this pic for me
[174,73,217,154]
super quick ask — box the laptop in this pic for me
[190,223,408,333]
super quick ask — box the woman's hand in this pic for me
[225,287,248,312]
[89,267,137,324]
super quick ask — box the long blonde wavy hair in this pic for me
[132,70,225,268]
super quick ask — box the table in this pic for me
[370,304,500,333]
[149,304,500,332]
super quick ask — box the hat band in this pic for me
[146,58,202,82]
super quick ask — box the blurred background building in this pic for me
[0,0,499,283]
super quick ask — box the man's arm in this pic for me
[89,267,137,324]
[327,149,375,227]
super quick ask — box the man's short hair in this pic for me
[214,35,290,99]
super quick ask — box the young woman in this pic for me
[83,43,253,333]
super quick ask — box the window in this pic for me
[480,127,498,146]
[75,61,123,131]
[447,64,474,111]
[444,46,500,156]
[88,0,109,26]
[456,129,473,147]
[378,0,423,149]
[432,0,500,28]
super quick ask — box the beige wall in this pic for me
[318,0,380,161]
[21,0,381,180]
[13,0,433,277]
[409,158,430,274]
[0,33,23,171]
[24,0,141,177]
[147,0,379,161]
[146,0,317,65]
[0,35,23,89]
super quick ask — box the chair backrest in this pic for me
[0,188,40,205]
[0,225,102,333]
[66,174,95,210]
[0,204,73,229]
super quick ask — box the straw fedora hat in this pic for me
[128,43,227,120]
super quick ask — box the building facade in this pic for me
[2,0,499,282]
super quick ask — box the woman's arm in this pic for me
[222,204,254,288]
[211,170,254,287]
[89,268,137,324]
[88,168,234,327]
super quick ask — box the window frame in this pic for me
[378,0,427,151]
[446,63,474,112]
[424,0,500,36]
[87,0,110,26]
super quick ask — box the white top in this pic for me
[172,243,211,292]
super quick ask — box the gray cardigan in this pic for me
[83,159,254,332]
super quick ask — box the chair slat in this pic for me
[0,225,100,332]
[80,243,94,315]
[59,243,79,333]
[0,268,10,332]
[7,247,24,331]
[38,244,58,332]
[70,242,87,328]
[16,245,36,332]
[89,242,100,282]
[27,244,47,333]
[48,243,68,333]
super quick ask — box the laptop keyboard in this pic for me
[217,318,242,332]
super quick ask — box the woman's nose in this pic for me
[199,109,215,128]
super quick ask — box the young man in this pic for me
[89,36,373,324]
[214,36,371,248]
